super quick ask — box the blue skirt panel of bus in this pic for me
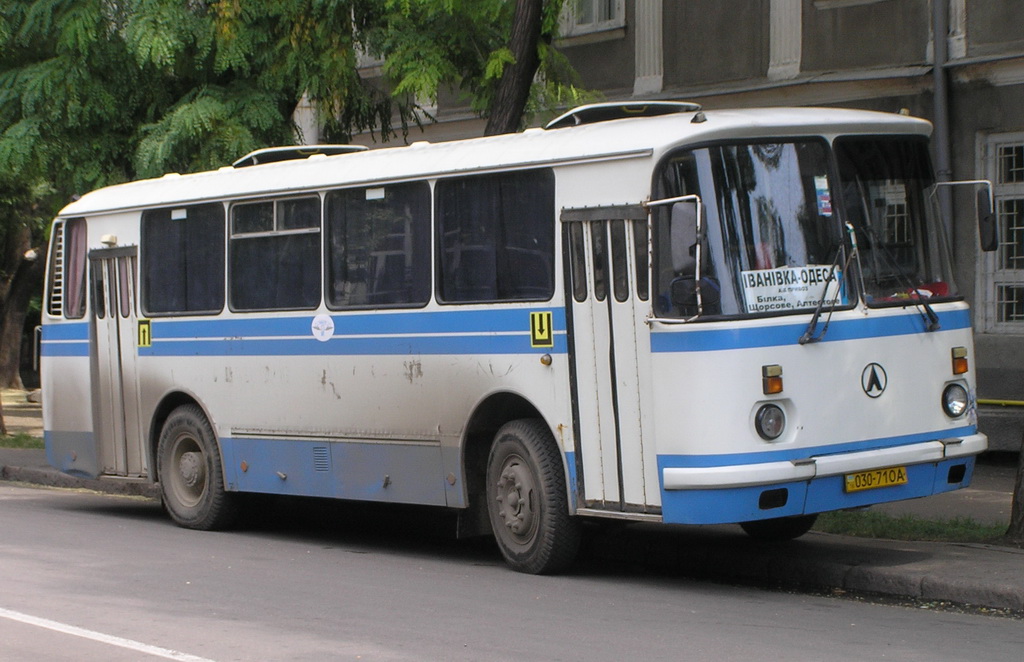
[220,436,451,507]
[658,456,976,525]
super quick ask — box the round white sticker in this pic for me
[311,314,335,342]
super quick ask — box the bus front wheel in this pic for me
[485,419,581,574]
[740,514,818,541]
[157,404,238,531]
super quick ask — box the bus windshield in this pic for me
[654,136,957,319]
[834,136,957,306]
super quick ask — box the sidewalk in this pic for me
[2,389,1021,612]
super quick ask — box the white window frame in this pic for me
[561,0,626,38]
[978,131,1024,333]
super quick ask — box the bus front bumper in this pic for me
[658,433,987,525]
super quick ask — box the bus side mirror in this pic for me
[670,201,699,274]
[977,189,997,252]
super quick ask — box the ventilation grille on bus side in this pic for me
[313,446,330,472]
[47,221,65,316]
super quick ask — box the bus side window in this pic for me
[51,218,88,319]
[325,182,431,309]
[229,197,321,311]
[436,169,555,303]
[141,204,225,315]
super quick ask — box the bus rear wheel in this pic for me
[740,514,818,541]
[485,419,581,574]
[157,404,238,531]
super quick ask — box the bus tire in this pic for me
[485,419,581,574]
[157,404,239,531]
[740,514,817,541]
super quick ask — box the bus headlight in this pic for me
[755,404,786,440]
[942,383,969,418]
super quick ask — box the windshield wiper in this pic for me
[857,222,941,332]
[799,223,857,345]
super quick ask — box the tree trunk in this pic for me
[0,244,46,390]
[1008,427,1024,544]
[0,225,46,389]
[484,0,545,136]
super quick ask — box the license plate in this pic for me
[844,466,908,493]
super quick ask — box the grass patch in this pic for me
[815,509,1006,544]
[0,433,44,449]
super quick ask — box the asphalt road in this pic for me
[2,482,1022,662]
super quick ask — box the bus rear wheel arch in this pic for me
[157,404,238,531]
[485,419,581,574]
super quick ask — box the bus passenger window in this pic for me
[325,182,430,308]
[230,197,321,311]
[142,204,225,315]
[436,169,554,303]
[52,218,88,319]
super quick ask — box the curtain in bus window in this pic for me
[63,218,88,318]
[230,198,321,311]
[436,169,555,302]
[325,183,430,308]
[141,204,225,314]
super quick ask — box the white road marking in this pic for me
[0,607,216,662]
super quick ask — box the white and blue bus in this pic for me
[41,102,994,573]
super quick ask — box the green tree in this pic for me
[377,0,589,135]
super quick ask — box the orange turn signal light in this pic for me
[952,347,968,375]
[762,364,783,395]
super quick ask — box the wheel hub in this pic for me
[495,460,536,540]
[178,451,205,489]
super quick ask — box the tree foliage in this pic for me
[377,0,591,134]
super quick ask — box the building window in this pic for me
[562,0,625,37]
[981,134,1024,331]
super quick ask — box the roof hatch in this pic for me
[232,144,368,168]
[544,101,702,130]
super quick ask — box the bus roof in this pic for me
[58,106,932,218]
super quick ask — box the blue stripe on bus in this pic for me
[40,322,90,357]
[650,308,971,353]
[139,308,566,356]
[140,333,566,357]
[41,322,90,341]
[151,308,566,339]
[656,424,976,470]
[40,342,90,357]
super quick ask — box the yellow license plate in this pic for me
[844,466,908,493]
